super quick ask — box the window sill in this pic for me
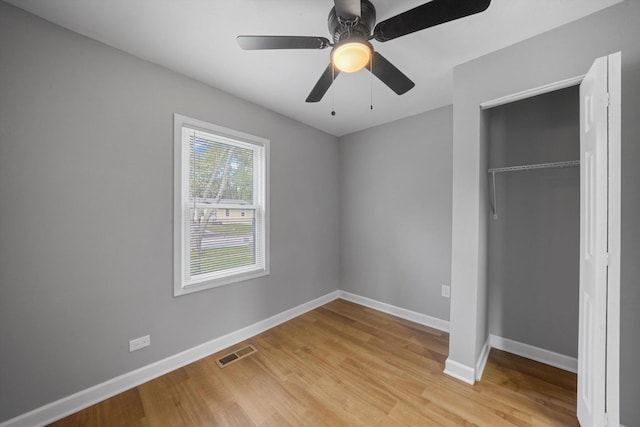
[173,268,270,297]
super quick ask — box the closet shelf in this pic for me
[488,160,580,220]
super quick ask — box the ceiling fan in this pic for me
[237,0,491,103]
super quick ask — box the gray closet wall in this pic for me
[487,86,580,357]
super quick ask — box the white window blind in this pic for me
[174,115,269,295]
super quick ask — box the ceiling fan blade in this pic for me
[334,0,361,20]
[306,64,340,103]
[370,52,415,95]
[237,36,331,50]
[374,0,491,42]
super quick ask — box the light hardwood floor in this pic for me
[50,299,578,426]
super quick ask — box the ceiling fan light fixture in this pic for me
[331,40,372,73]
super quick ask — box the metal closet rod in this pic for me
[488,160,580,220]
[488,159,581,174]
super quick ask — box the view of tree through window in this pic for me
[187,130,257,277]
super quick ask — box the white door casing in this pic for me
[605,51,621,427]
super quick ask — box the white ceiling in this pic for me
[8,0,622,136]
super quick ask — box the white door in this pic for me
[577,52,621,427]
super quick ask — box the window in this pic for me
[173,114,269,296]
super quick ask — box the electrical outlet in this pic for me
[441,285,451,298]
[129,335,150,352]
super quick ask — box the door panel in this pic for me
[577,55,609,427]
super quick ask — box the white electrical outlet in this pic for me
[129,335,150,352]
[441,285,451,298]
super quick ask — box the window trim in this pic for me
[173,114,270,296]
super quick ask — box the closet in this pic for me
[485,86,580,363]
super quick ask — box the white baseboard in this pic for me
[443,358,475,385]
[0,290,341,427]
[489,334,577,373]
[337,291,450,333]
[475,339,491,381]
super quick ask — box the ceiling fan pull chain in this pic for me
[331,62,336,116]
[370,55,373,110]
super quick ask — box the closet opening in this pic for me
[484,85,581,371]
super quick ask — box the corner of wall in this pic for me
[443,358,475,385]
[475,338,491,381]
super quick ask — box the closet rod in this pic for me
[488,159,580,174]
[488,160,580,220]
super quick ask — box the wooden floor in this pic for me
[50,299,579,426]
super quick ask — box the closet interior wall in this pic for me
[487,86,580,358]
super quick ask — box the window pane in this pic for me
[188,130,254,204]
[189,208,256,276]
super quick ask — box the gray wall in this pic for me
[449,1,640,423]
[339,107,453,321]
[487,87,580,357]
[3,0,640,423]
[0,2,340,422]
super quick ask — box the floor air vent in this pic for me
[216,345,257,368]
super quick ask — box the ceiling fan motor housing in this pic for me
[328,0,376,43]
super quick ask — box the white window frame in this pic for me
[173,114,269,296]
